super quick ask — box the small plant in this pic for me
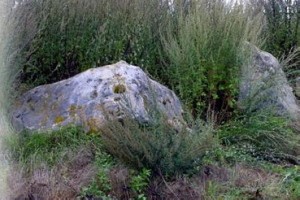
[80,151,115,199]
[202,145,256,166]
[205,181,219,199]
[282,166,300,199]
[130,168,151,200]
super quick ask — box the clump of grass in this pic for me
[100,115,215,176]
[218,111,300,164]
[7,126,101,169]
[280,47,300,88]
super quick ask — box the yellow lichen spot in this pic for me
[54,116,65,124]
[113,84,126,94]
[87,118,100,133]
[69,104,83,117]
[69,104,77,116]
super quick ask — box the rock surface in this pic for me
[295,77,300,98]
[239,45,300,119]
[12,61,184,132]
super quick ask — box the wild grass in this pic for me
[6,125,153,199]
[280,47,300,86]
[11,0,172,88]
[100,115,215,176]
[10,0,268,121]
[218,111,300,164]
[7,126,101,171]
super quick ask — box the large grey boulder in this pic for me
[12,61,184,132]
[239,45,300,120]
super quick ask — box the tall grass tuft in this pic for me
[100,115,215,176]
[280,47,300,87]
[162,0,264,119]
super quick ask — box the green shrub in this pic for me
[11,0,268,122]
[100,116,215,176]
[162,0,264,118]
[218,111,300,163]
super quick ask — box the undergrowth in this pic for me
[218,111,300,164]
[6,113,300,199]
[80,151,115,199]
[7,126,100,170]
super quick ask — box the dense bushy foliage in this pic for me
[262,0,300,57]
[258,0,300,82]
[163,1,263,118]
[15,0,171,87]
[7,0,300,115]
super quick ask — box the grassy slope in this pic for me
[6,116,300,199]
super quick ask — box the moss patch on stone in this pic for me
[54,116,65,124]
[87,118,100,133]
[113,84,126,94]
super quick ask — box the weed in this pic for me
[130,168,151,200]
[80,151,115,199]
[282,166,300,199]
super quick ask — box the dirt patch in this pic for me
[8,147,96,200]
[146,164,280,200]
